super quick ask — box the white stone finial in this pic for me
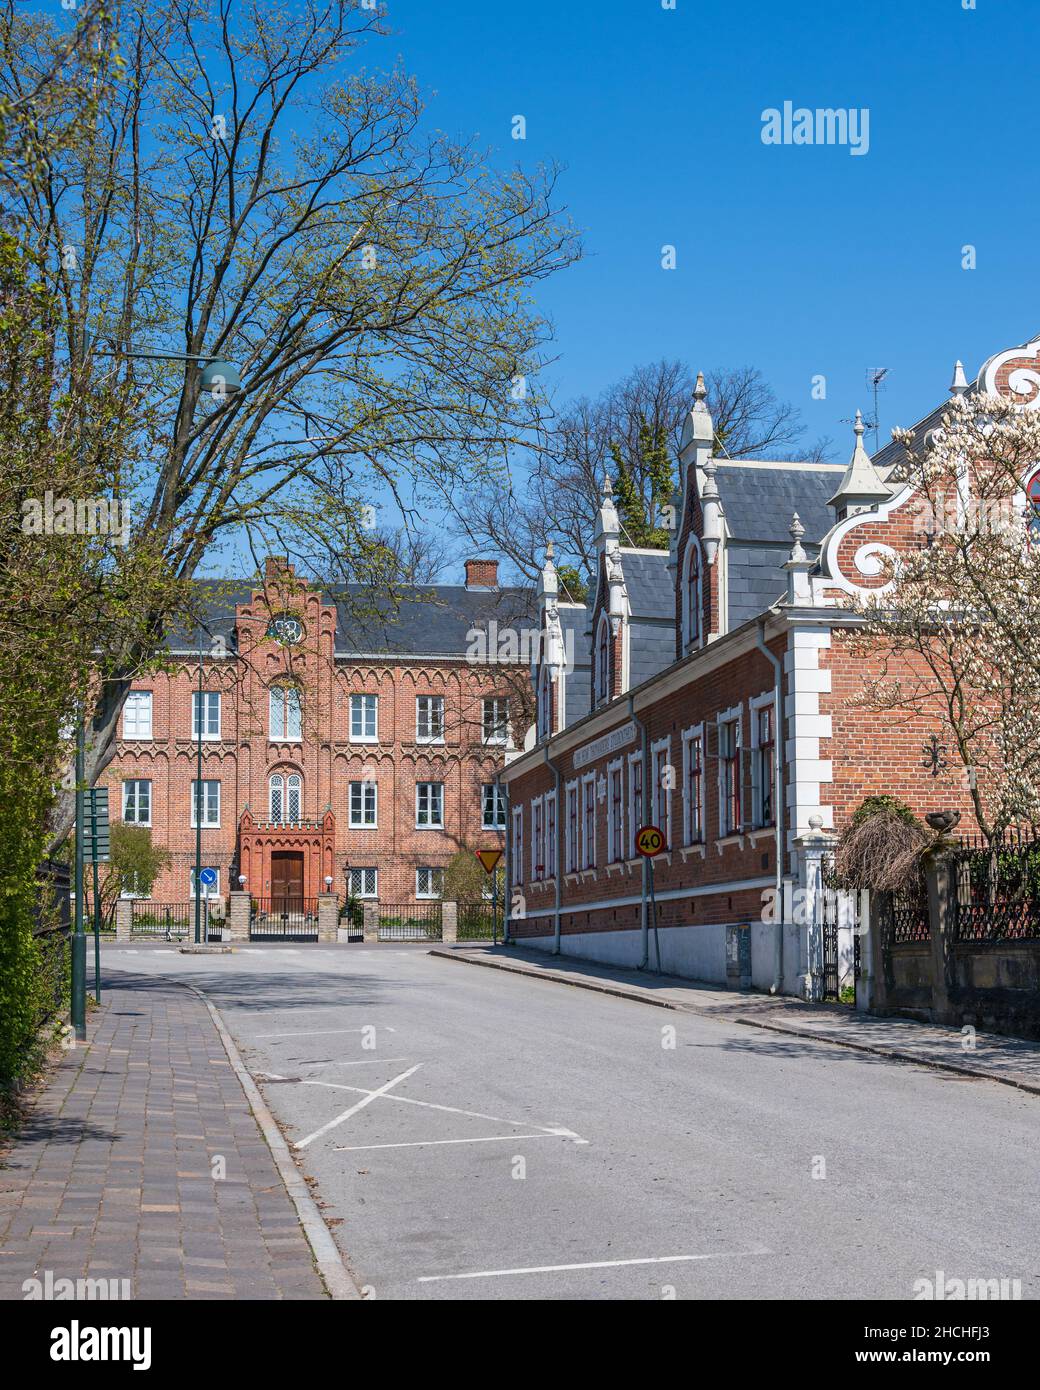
[853,408,865,437]
[602,474,613,498]
[545,539,554,562]
[693,370,707,405]
[950,359,968,396]
[789,512,806,562]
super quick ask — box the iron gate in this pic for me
[342,898,365,942]
[458,901,500,941]
[378,902,442,941]
[250,896,319,940]
[820,860,862,1005]
[131,901,195,939]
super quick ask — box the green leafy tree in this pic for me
[443,849,504,904]
[93,824,171,926]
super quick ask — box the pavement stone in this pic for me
[0,974,328,1301]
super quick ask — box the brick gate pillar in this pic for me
[441,901,458,944]
[363,901,379,943]
[227,891,251,942]
[317,893,338,943]
[115,899,133,940]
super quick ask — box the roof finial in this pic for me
[693,370,707,405]
[950,359,968,396]
[545,539,554,561]
[788,512,806,563]
[853,408,865,438]
[602,473,613,498]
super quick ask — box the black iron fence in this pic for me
[250,897,319,940]
[885,884,931,944]
[378,902,442,941]
[458,901,500,941]
[131,901,199,938]
[341,898,365,942]
[953,832,1040,942]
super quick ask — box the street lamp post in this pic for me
[194,623,205,944]
[72,719,87,1041]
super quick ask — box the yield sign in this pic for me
[475,849,503,874]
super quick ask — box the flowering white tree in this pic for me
[854,391,1040,841]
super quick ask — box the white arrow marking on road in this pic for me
[294,1064,421,1150]
[416,1247,773,1283]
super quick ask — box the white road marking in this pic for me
[305,1078,587,1142]
[334,1132,560,1152]
[255,1027,397,1038]
[258,1071,287,1080]
[295,1065,421,1150]
[416,1248,772,1283]
[321,1058,411,1068]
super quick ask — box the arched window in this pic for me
[685,540,702,647]
[1028,469,1040,541]
[540,670,552,738]
[269,772,302,823]
[597,614,610,703]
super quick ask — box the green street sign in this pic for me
[84,788,110,863]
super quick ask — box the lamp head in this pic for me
[200,359,243,399]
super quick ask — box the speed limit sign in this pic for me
[635,825,666,858]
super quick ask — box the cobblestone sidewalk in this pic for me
[0,973,329,1300]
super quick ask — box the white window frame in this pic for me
[415,780,444,829]
[650,737,672,850]
[627,751,643,858]
[531,795,544,881]
[192,690,221,741]
[717,704,744,837]
[348,867,378,899]
[269,685,302,742]
[349,779,378,828]
[416,866,444,900]
[269,772,302,823]
[122,691,153,740]
[511,806,524,886]
[682,535,704,650]
[416,695,445,744]
[121,778,152,827]
[482,781,506,830]
[482,696,510,746]
[545,789,557,878]
[581,772,597,870]
[606,758,624,864]
[350,693,378,743]
[564,780,578,874]
[681,724,705,846]
[189,867,221,898]
[190,779,221,828]
[750,690,777,829]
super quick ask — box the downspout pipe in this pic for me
[627,694,651,970]
[757,618,785,995]
[543,745,563,954]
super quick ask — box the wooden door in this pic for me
[271,851,305,906]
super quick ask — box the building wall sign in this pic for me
[573,721,637,770]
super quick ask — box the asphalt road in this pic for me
[103,944,1040,1301]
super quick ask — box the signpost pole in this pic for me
[72,720,86,1041]
[89,791,101,1001]
[648,856,661,972]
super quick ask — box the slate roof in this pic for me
[620,550,674,620]
[559,605,591,726]
[167,579,535,658]
[714,462,847,545]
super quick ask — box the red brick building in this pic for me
[502,340,1040,1000]
[103,557,529,908]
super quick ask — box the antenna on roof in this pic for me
[865,367,890,454]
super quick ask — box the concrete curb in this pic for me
[429,949,1040,1099]
[183,982,362,1301]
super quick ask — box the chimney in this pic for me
[264,555,292,582]
[464,558,498,590]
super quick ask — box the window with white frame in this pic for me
[192,690,221,740]
[682,726,705,845]
[348,867,378,899]
[482,782,506,830]
[511,806,524,886]
[416,866,444,899]
[349,779,377,827]
[415,781,444,828]
[545,790,557,878]
[596,614,610,704]
[538,670,552,739]
[122,779,151,826]
[269,685,302,741]
[607,760,624,863]
[416,695,445,743]
[531,797,544,881]
[627,752,643,857]
[190,780,220,827]
[581,773,597,870]
[269,772,301,823]
[751,694,776,828]
[564,781,579,873]
[122,691,152,740]
[190,866,220,897]
[350,693,378,742]
[482,697,510,745]
[651,738,672,849]
[718,708,743,836]
[684,539,702,648]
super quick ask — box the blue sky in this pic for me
[389,0,1039,457]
